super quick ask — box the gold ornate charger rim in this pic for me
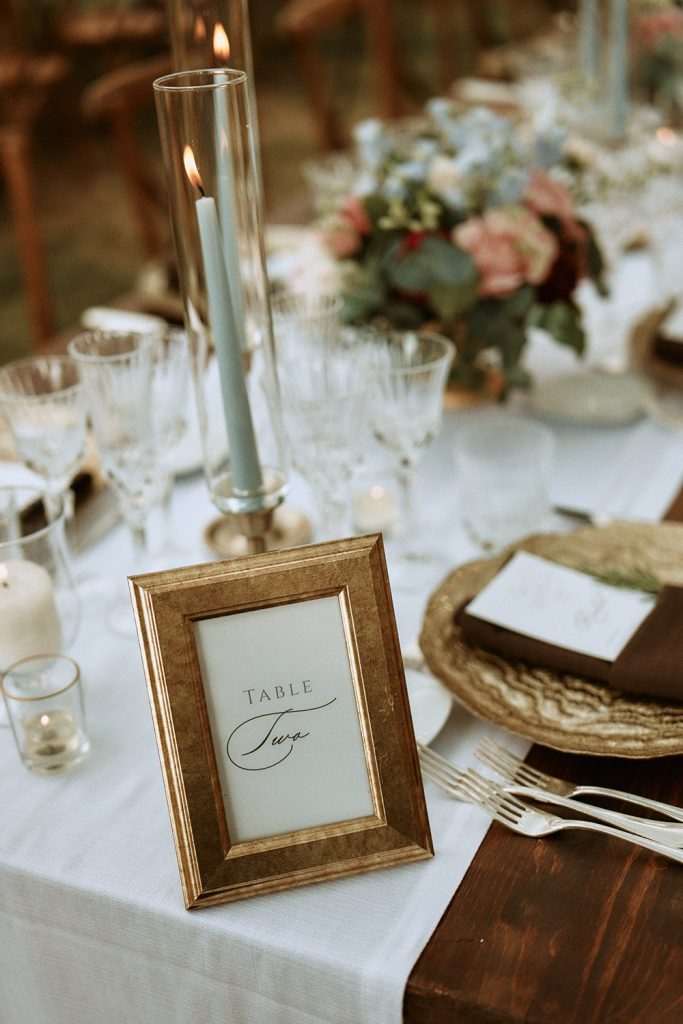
[630,304,683,395]
[419,522,683,758]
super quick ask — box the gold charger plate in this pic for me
[419,523,683,758]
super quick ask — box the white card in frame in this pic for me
[129,534,433,908]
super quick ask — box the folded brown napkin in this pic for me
[457,585,683,703]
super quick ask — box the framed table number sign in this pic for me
[129,535,433,908]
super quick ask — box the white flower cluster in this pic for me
[350,100,568,223]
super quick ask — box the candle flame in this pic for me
[369,485,386,500]
[656,126,677,147]
[0,563,7,587]
[40,714,50,727]
[213,22,231,62]
[183,146,204,194]
[193,14,206,41]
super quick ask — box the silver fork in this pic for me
[418,751,683,865]
[430,743,683,846]
[476,737,683,824]
[420,744,683,846]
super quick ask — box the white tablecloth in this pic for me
[1,252,682,1023]
[0,453,530,1024]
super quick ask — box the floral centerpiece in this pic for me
[319,102,607,395]
[631,1,683,121]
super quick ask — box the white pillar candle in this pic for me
[578,0,600,81]
[609,0,629,142]
[0,561,63,667]
[194,192,264,494]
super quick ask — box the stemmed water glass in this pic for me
[67,331,173,633]
[276,349,369,541]
[0,356,87,521]
[363,330,454,560]
[271,290,343,360]
[150,330,191,558]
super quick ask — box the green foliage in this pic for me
[527,301,586,355]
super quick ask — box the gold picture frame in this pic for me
[129,534,433,909]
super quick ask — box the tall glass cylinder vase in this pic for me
[165,0,262,178]
[166,0,254,78]
[154,70,287,546]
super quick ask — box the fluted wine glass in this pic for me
[67,331,167,633]
[271,290,343,361]
[150,329,191,558]
[276,348,369,540]
[0,356,87,521]
[363,330,454,560]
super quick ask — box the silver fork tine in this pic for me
[454,772,527,827]
[420,750,683,862]
[476,736,683,830]
[477,737,547,786]
[420,745,533,817]
[463,769,530,817]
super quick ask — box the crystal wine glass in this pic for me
[150,329,191,559]
[363,330,454,559]
[67,331,166,633]
[276,348,369,540]
[271,289,343,361]
[0,356,87,521]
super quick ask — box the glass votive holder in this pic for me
[454,416,556,551]
[1,654,90,774]
[0,486,80,670]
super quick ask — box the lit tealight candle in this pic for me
[23,709,81,769]
[0,561,63,668]
[353,485,399,533]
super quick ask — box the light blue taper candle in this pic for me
[609,0,629,142]
[193,189,263,494]
[578,0,600,81]
[213,81,247,345]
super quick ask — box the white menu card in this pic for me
[466,552,656,662]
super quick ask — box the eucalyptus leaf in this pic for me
[428,279,479,322]
[497,323,528,369]
[386,235,478,293]
[504,364,532,389]
[383,300,428,328]
[363,194,390,225]
[527,301,586,355]
[342,278,386,322]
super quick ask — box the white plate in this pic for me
[530,370,650,426]
[405,667,453,745]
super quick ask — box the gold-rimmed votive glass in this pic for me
[1,653,89,774]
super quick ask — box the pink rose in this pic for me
[322,218,364,258]
[453,207,558,298]
[321,194,371,259]
[632,9,683,54]
[340,194,372,235]
[524,168,575,226]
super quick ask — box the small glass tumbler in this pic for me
[454,416,556,551]
[1,654,89,774]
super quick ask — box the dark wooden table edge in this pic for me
[403,491,683,1024]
